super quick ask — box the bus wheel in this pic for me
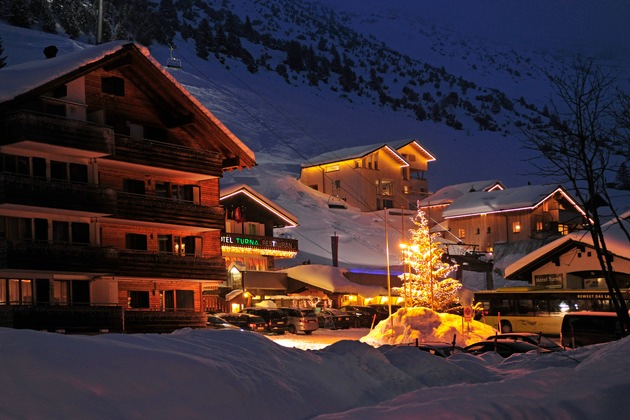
[500,321,512,333]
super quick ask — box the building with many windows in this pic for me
[421,183,588,255]
[0,42,255,332]
[300,139,435,212]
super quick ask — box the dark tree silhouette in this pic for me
[523,57,630,335]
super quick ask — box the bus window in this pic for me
[516,299,533,314]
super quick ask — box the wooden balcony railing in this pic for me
[115,192,225,229]
[109,134,224,177]
[0,111,115,156]
[0,173,116,214]
[1,240,227,280]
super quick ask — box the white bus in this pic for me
[473,286,630,336]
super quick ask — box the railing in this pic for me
[110,134,224,177]
[0,305,208,333]
[0,111,115,156]
[112,250,227,280]
[1,240,228,279]
[2,305,124,333]
[115,191,224,229]
[0,173,116,214]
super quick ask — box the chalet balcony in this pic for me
[113,250,227,280]
[0,111,115,157]
[115,192,225,229]
[108,134,224,178]
[0,305,206,333]
[0,173,116,215]
[0,305,124,333]
[0,240,227,280]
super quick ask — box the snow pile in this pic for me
[360,307,497,347]
[1,309,630,419]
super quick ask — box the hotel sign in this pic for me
[221,233,298,255]
[534,273,563,288]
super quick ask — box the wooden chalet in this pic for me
[300,139,435,212]
[0,42,255,333]
[423,184,588,256]
[206,184,299,312]
[505,214,630,289]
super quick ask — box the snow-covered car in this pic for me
[416,342,467,358]
[206,315,241,330]
[486,332,564,352]
[464,339,552,358]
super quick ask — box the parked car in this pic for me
[560,312,623,348]
[339,305,381,328]
[278,307,319,334]
[240,308,289,335]
[317,308,353,330]
[464,339,552,358]
[416,342,467,358]
[368,304,401,319]
[486,332,564,352]
[206,314,241,330]
[217,313,267,333]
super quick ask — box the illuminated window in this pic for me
[512,221,521,233]
[458,228,466,239]
[558,224,569,235]
[536,221,544,231]
[325,164,340,172]
[380,180,393,196]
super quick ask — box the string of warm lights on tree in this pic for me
[396,208,462,311]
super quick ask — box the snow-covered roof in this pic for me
[504,217,630,279]
[302,138,434,168]
[0,41,255,166]
[0,41,130,103]
[282,264,387,298]
[442,184,580,219]
[419,180,505,207]
[221,183,299,227]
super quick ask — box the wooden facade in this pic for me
[0,42,255,333]
[421,184,587,254]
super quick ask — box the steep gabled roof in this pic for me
[442,184,585,219]
[301,138,434,168]
[0,41,255,169]
[419,180,505,207]
[220,184,299,228]
[505,217,630,279]
[386,138,436,161]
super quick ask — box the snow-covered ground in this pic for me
[1,308,628,419]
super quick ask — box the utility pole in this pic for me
[97,0,103,44]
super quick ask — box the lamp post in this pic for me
[385,209,393,335]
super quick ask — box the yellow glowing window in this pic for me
[513,221,521,233]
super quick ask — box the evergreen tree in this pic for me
[158,0,178,45]
[9,0,31,28]
[396,209,461,311]
[195,18,211,60]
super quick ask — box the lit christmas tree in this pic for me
[397,207,461,311]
